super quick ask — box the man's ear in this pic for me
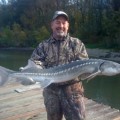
[67,22,69,31]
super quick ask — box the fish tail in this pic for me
[0,66,14,86]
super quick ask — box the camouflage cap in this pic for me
[52,11,69,21]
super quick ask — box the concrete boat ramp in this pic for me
[0,82,120,120]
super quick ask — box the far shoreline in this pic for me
[0,47,34,51]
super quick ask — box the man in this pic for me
[30,11,88,120]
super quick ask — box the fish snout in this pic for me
[100,61,120,76]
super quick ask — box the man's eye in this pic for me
[56,22,60,24]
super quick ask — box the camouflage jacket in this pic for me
[30,34,88,92]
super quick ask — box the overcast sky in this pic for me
[0,0,8,4]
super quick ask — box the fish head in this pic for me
[100,60,120,76]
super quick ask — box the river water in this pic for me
[0,49,120,110]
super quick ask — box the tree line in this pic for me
[0,0,120,49]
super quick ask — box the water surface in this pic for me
[0,49,32,70]
[83,75,120,110]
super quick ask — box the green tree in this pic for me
[0,26,13,47]
[12,23,27,47]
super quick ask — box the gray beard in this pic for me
[55,32,67,40]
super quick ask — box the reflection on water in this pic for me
[0,49,120,110]
[83,75,120,110]
[0,49,32,70]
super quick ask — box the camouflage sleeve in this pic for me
[30,43,46,68]
[73,38,88,60]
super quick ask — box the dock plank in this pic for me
[0,83,120,120]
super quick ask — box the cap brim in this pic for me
[52,12,69,21]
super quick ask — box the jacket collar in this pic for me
[50,33,69,43]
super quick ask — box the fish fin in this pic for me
[16,77,36,85]
[0,66,14,86]
[19,59,42,71]
[86,75,98,82]
[81,71,101,82]
[40,79,52,88]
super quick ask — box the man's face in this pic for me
[51,16,69,39]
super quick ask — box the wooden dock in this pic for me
[0,82,120,120]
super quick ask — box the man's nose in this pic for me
[59,23,64,27]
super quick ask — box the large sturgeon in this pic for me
[0,59,120,88]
